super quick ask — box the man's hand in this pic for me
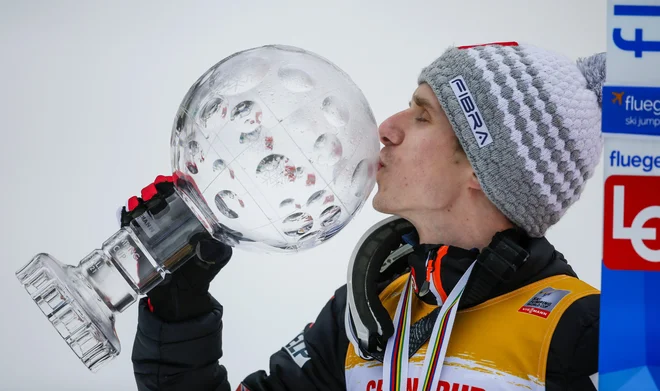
[120,175,232,322]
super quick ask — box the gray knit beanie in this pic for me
[418,42,606,237]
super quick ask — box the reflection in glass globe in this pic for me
[171,45,380,252]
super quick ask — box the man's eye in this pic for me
[415,117,428,122]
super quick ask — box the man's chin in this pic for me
[371,193,392,214]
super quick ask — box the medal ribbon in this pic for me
[382,268,414,391]
[382,256,476,391]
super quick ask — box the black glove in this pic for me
[120,175,232,322]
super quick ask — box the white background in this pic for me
[1,1,606,390]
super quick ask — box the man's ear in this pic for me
[468,172,482,191]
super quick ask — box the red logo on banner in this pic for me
[604,175,660,271]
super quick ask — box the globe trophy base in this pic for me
[16,253,122,372]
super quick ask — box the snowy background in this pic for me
[0,1,606,389]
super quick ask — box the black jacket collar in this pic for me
[405,230,578,308]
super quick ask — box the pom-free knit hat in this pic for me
[418,41,605,237]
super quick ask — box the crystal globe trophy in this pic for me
[15,44,380,372]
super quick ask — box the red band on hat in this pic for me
[458,41,519,49]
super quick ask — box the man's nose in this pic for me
[378,111,405,146]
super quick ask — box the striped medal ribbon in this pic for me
[382,258,476,391]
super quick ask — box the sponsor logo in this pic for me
[609,150,660,173]
[604,175,660,270]
[622,94,660,116]
[518,287,571,319]
[602,86,660,136]
[365,378,485,391]
[284,330,311,368]
[449,76,493,148]
[611,90,660,116]
[612,4,660,58]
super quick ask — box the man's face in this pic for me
[372,83,475,219]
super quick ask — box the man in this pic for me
[125,41,605,390]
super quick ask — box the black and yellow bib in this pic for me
[345,273,599,391]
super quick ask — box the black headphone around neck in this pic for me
[344,216,530,361]
[345,216,415,358]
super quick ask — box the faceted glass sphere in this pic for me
[171,45,380,253]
